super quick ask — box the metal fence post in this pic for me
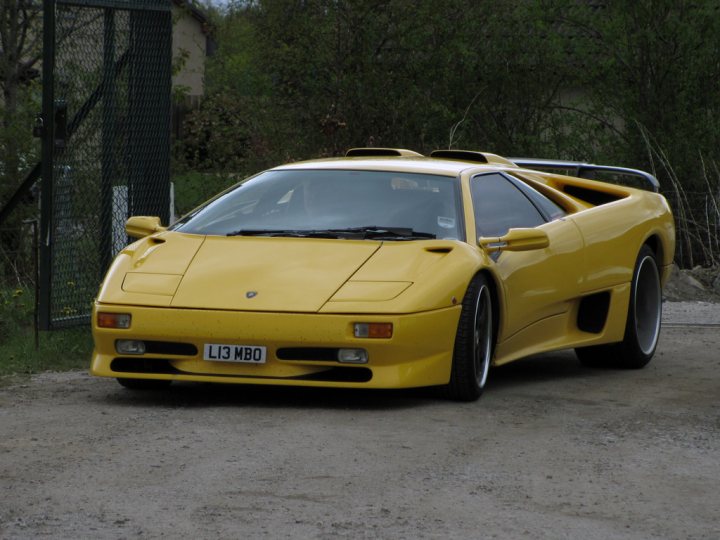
[100,8,116,273]
[39,0,56,331]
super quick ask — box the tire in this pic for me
[576,245,662,369]
[445,274,494,401]
[116,378,172,390]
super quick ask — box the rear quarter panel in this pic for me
[570,191,675,293]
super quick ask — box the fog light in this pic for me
[353,322,393,339]
[115,340,146,355]
[97,312,131,329]
[337,348,368,364]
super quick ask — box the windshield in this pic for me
[172,169,463,241]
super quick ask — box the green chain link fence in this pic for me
[40,0,172,328]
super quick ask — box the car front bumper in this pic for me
[90,303,462,389]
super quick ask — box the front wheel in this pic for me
[444,274,494,401]
[576,245,662,369]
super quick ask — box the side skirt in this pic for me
[493,283,631,366]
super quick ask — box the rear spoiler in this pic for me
[510,158,659,193]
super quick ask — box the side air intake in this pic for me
[577,292,611,334]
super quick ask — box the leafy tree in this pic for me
[0,0,42,207]
[195,0,576,163]
[551,0,720,177]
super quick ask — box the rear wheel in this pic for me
[116,378,172,390]
[576,245,662,369]
[445,274,494,401]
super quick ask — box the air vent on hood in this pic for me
[424,246,453,254]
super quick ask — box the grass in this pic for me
[0,286,93,382]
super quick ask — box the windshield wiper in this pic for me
[227,226,436,240]
[227,229,339,238]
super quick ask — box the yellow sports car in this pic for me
[90,148,675,401]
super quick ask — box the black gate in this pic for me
[39,0,172,329]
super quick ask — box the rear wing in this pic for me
[510,158,660,193]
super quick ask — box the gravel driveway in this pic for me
[1,302,719,539]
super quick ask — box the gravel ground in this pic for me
[662,301,720,325]
[0,302,719,540]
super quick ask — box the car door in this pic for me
[470,172,586,342]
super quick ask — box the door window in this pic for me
[471,173,546,237]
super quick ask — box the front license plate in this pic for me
[203,343,267,364]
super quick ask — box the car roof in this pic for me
[272,157,509,177]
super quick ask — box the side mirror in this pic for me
[479,228,549,253]
[125,216,166,239]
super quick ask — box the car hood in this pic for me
[169,236,381,312]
